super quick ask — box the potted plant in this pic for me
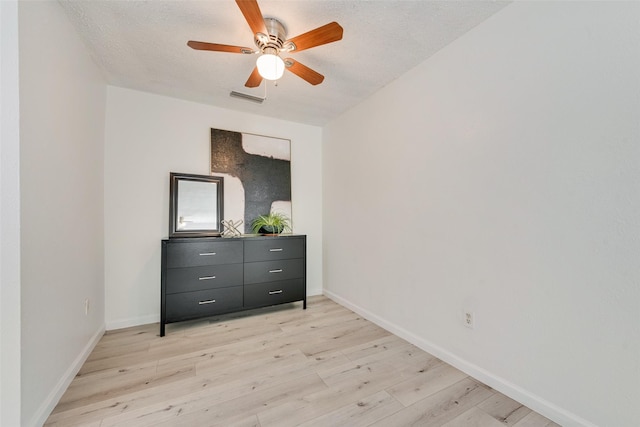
[251,212,292,235]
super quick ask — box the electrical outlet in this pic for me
[463,311,474,329]
[84,298,90,315]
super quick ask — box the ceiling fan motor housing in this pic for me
[255,18,293,53]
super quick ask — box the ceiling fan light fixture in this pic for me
[187,1,343,87]
[256,53,285,81]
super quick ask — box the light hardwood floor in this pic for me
[45,296,560,426]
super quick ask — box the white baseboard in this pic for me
[323,290,595,427]
[307,287,323,297]
[28,325,105,427]
[106,314,159,331]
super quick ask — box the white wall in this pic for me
[104,87,322,329]
[0,1,22,425]
[19,1,107,425]
[323,2,639,427]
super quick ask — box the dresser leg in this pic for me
[303,298,307,310]
[160,323,165,337]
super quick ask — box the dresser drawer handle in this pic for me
[199,276,216,281]
[269,248,283,252]
[199,252,216,256]
[269,269,283,273]
[198,299,216,305]
[269,290,283,295]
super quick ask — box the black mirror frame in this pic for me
[169,172,224,238]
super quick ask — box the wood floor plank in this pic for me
[83,339,151,365]
[299,323,392,358]
[99,367,325,426]
[54,361,196,413]
[257,368,405,427]
[386,362,469,407]
[48,350,309,426]
[316,357,396,387]
[44,418,102,427]
[369,377,495,427]
[477,391,533,425]
[153,413,262,427]
[341,334,415,362]
[297,390,404,427]
[442,406,507,427]
[149,373,327,427]
[513,410,561,427]
[45,296,559,427]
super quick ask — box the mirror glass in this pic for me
[169,173,223,237]
[176,180,218,230]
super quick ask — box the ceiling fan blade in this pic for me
[285,59,324,85]
[245,67,263,88]
[285,22,343,52]
[236,0,267,36]
[187,41,254,54]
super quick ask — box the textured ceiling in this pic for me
[59,0,510,126]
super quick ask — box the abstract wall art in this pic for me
[210,129,291,234]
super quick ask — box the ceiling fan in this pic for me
[187,0,343,88]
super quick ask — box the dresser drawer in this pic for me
[161,235,307,336]
[165,263,243,294]
[165,287,243,322]
[244,238,304,262]
[165,240,243,268]
[244,258,304,285]
[244,279,305,309]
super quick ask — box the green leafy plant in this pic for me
[251,212,292,234]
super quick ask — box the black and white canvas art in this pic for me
[210,129,291,234]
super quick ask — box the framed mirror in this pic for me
[169,172,224,238]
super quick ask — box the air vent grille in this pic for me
[230,91,265,104]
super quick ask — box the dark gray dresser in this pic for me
[160,235,306,336]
